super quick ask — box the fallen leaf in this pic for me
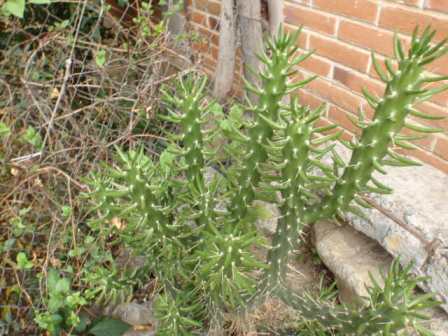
[10,167,19,176]
[50,87,60,99]
[50,257,61,268]
[34,177,43,187]
[111,217,124,230]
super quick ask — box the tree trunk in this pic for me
[237,0,263,102]
[267,0,284,35]
[213,0,237,100]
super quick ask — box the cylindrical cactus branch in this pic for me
[161,76,209,188]
[228,27,314,224]
[304,27,448,224]
[264,99,339,286]
[161,76,217,231]
[276,260,438,335]
[197,228,266,311]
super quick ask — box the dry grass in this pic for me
[0,1,197,333]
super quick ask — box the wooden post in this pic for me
[213,0,237,100]
[267,0,284,35]
[237,0,263,102]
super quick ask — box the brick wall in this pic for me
[186,0,448,173]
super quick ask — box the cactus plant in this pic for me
[263,26,448,286]
[304,26,448,225]
[87,26,448,335]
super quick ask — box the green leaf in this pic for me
[61,205,72,219]
[3,0,25,18]
[16,252,33,270]
[89,318,131,336]
[55,277,70,293]
[47,268,60,290]
[95,49,107,68]
[48,295,64,313]
[29,0,51,4]
[0,122,11,138]
[21,126,43,150]
[117,0,129,7]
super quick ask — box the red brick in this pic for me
[328,105,360,134]
[285,24,308,48]
[299,54,332,77]
[368,53,399,80]
[413,101,448,130]
[424,80,448,107]
[399,127,437,150]
[426,0,448,13]
[208,16,219,31]
[313,0,379,23]
[287,0,313,5]
[195,0,221,17]
[297,89,327,109]
[333,66,385,97]
[434,136,448,160]
[210,45,219,60]
[319,117,355,141]
[309,34,370,72]
[307,77,364,113]
[194,25,219,46]
[191,10,207,25]
[339,20,394,57]
[285,3,337,35]
[393,0,423,7]
[202,55,217,72]
[379,5,448,43]
[399,147,448,173]
[426,53,448,76]
[192,41,207,54]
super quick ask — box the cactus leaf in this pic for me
[362,88,379,108]
[372,52,390,83]
[311,131,342,145]
[404,122,444,133]
[393,33,405,61]
[409,108,446,120]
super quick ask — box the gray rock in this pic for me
[313,220,448,335]
[123,330,156,336]
[345,163,448,311]
[111,302,155,326]
[253,200,280,236]
[325,145,448,312]
[313,220,392,305]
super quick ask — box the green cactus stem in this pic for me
[304,27,448,224]
[161,76,209,188]
[162,75,217,231]
[228,27,315,224]
[276,260,438,335]
[264,99,339,286]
